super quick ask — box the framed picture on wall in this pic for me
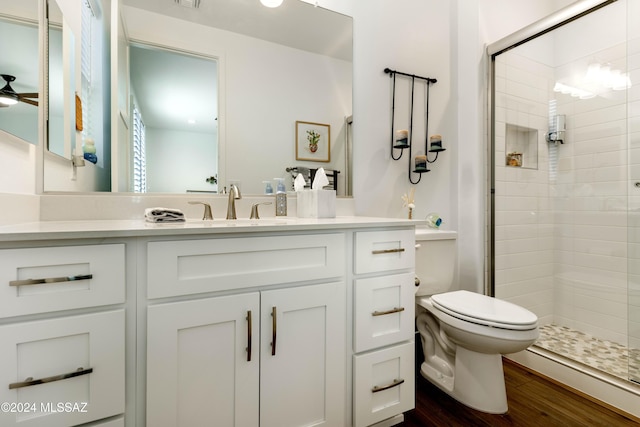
[295,121,330,162]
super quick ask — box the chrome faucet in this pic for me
[226,184,242,219]
[188,201,213,220]
[250,202,272,220]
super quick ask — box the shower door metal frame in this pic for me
[484,0,617,296]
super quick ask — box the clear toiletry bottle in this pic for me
[263,181,273,195]
[274,178,287,216]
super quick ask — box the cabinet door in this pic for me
[260,282,345,427]
[147,293,260,427]
[0,310,125,427]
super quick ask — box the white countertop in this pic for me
[0,216,424,242]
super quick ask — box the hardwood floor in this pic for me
[400,358,639,427]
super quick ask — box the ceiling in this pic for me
[122,0,352,61]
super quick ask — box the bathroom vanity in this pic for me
[0,217,416,427]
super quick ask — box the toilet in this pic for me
[415,227,538,414]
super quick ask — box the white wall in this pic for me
[146,127,217,193]
[351,0,454,224]
[0,132,36,194]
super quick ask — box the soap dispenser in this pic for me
[274,178,287,216]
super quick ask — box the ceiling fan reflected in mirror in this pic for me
[0,74,38,107]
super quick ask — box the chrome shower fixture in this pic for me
[546,114,565,144]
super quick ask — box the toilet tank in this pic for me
[415,228,457,296]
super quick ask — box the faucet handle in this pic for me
[189,201,213,220]
[250,202,272,220]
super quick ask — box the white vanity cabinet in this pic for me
[0,216,418,427]
[352,230,416,427]
[0,243,127,427]
[144,233,346,427]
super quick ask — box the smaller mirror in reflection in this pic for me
[0,3,39,145]
[129,44,218,193]
[45,0,110,193]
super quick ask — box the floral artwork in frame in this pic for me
[295,121,330,162]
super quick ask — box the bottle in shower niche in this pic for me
[274,178,287,216]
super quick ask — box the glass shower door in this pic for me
[628,0,640,385]
[490,0,637,383]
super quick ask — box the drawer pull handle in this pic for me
[271,306,277,356]
[372,378,405,393]
[372,307,405,317]
[9,367,93,390]
[9,274,93,287]
[371,248,405,255]
[246,310,253,362]
[371,379,404,393]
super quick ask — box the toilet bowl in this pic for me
[415,228,538,414]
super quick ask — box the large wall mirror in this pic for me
[44,0,353,195]
[119,0,353,195]
[0,0,39,146]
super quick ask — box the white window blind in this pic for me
[133,105,147,193]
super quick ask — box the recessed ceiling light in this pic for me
[187,119,196,124]
[260,0,284,8]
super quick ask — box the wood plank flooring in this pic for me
[400,358,639,427]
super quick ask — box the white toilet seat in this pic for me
[430,290,537,331]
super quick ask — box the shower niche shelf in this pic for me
[505,124,538,170]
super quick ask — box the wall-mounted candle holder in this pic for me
[385,67,445,184]
[394,129,409,148]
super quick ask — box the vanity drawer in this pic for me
[147,233,345,299]
[354,230,415,275]
[0,310,125,427]
[0,244,126,318]
[353,273,415,353]
[353,341,415,427]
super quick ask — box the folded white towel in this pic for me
[145,207,186,223]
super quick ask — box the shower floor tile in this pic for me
[534,324,640,382]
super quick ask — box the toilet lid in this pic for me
[431,290,538,330]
